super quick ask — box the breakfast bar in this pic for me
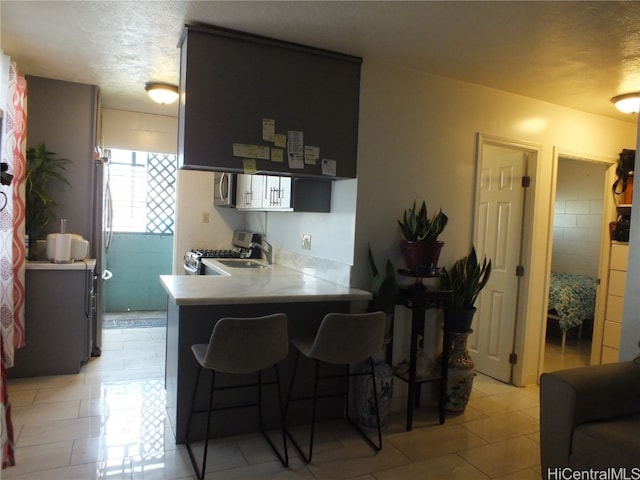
[160,261,371,443]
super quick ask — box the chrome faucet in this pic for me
[249,240,273,265]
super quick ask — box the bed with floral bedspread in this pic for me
[548,272,598,332]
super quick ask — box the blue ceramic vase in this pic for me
[356,350,393,429]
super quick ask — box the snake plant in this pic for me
[441,246,492,309]
[398,200,448,242]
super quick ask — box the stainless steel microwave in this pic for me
[213,172,236,207]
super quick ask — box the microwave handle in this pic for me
[219,173,228,200]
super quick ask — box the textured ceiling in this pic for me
[2,1,640,123]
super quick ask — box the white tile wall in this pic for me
[551,158,607,277]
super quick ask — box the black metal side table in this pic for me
[393,270,451,431]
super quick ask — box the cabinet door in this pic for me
[264,176,292,210]
[292,178,332,212]
[236,174,264,209]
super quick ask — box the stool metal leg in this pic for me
[284,350,315,462]
[185,365,216,480]
[307,359,320,462]
[257,366,289,467]
[285,356,319,463]
[185,365,202,479]
[201,370,215,478]
[345,357,382,451]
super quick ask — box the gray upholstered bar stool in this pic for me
[285,311,385,463]
[185,313,289,479]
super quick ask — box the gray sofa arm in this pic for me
[540,361,640,477]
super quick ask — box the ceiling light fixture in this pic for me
[611,92,640,114]
[145,82,179,104]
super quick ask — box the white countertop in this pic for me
[160,260,371,306]
[26,259,96,271]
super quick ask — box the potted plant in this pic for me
[397,200,448,273]
[439,246,491,413]
[440,246,492,332]
[25,143,70,257]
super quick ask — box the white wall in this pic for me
[552,158,606,277]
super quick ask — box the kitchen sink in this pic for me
[216,259,269,269]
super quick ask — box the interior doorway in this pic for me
[542,157,605,372]
[541,150,617,373]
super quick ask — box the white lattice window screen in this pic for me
[108,149,176,234]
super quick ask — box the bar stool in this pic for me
[185,313,289,479]
[285,311,385,463]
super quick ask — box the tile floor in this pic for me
[4,325,547,480]
[542,335,591,373]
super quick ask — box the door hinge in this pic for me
[509,352,518,364]
[516,265,525,277]
[521,176,531,188]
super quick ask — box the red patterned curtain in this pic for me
[1,58,27,469]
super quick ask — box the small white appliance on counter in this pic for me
[46,234,90,262]
[45,219,90,263]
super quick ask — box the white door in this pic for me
[471,142,528,382]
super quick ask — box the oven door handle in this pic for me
[183,263,200,275]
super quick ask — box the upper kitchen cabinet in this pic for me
[177,24,362,179]
[236,174,292,211]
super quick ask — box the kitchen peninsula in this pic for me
[160,261,371,443]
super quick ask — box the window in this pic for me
[106,149,176,234]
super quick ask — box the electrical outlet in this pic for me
[202,212,210,223]
[301,234,311,250]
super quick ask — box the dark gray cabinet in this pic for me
[178,24,362,179]
[292,177,332,213]
[9,264,94,377]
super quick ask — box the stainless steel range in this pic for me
[183,230,262,275]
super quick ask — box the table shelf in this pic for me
[392,366,444,385]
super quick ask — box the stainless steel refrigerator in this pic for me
[90,153,113,356]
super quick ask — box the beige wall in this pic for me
[353,60,636,386]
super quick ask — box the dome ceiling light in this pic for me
[145,82,179,104]
[611,92,640,114]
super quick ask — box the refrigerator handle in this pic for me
[105,180,113,251]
